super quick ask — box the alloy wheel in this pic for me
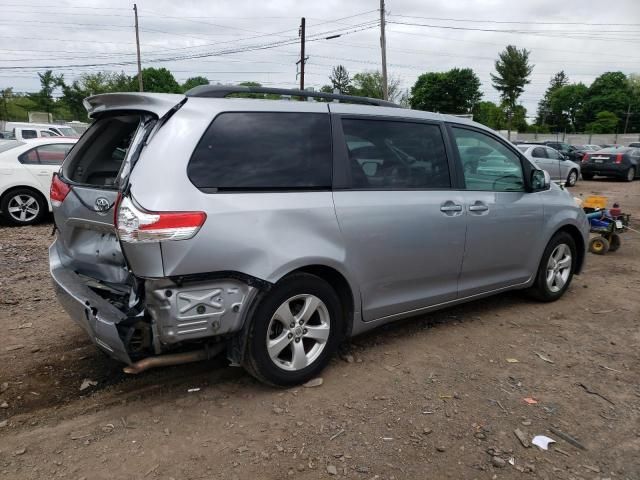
[627,168,635,182]
[7,194,40,223]
[266,294,330,371]
[546,243,572,293]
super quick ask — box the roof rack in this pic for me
[184,85,401,108]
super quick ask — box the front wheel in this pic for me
[243,273,342,386]
[625,167,635,182]
[528,232,576,302]
[566,169,578,187]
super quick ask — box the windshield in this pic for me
[56,127,77,137]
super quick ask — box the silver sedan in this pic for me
[517,144,581,186]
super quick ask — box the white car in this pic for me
[516,144,581,186]
[0,137,77,225]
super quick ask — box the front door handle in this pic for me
[440,201,463,216]
[469,201,489,213]
[440,205,463,212]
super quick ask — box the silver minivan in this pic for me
[49,86,589,386]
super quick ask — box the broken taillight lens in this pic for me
[116,196,206,243]
[50,173,71,207]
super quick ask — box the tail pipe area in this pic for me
[123,343,225,374]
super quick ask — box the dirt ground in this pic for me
[1,179,639,480]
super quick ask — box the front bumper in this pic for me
[581,163,627,177]
[49,241,132,364]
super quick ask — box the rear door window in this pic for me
[340,118,450,189]
[36,143,74,164]
[62,114,143,187]
[188,112,332,191]
[532,147,547,158]
[18,149,39,164]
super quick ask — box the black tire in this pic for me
[589,236,610,255]
[608,234,621,252]
[625,167,635,182]
[0,188,47,226]
[528,232,577,302]
[243,273,343,386]
[566,169,578,187]
[581,172,594,180]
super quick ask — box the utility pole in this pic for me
[624,103,631,134]
[379,0,388,100]
[299,17,306,90]
[133,3,143,92]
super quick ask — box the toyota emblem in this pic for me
[95,197,111,212]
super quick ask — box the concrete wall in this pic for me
[500,131,640,146]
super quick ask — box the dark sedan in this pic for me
[581,147,640,182]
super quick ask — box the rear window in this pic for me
[62,114,142,187]
[21,129,37,139]
[188,112,332,191]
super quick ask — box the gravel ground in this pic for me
[0,179,639,480]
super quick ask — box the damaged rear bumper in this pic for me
[50,242,132,364]
[50,240,260,365]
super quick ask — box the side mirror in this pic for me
[531,169,551,191]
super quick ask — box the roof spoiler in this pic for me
[185,85,401,108]
[83,93,186,118]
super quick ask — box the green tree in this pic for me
[59,71,135,121]
[627,73,640,132]
[584,72,631,132]
[535,71,569,127]
[490,45,534,139]
[410,68,482,114]
[328,65,352,94]
[351,70,401,102]
[139,67,181,93]
[472,101,505,130]
[28,70,64,117]
[181,76,209,93]
[510,104,528,132]
[549,83,588,132]
[587,111,619,133]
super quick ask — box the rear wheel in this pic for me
[625,167,635,182]
[608,234,621,252]
[566,169,578,186]
[0,188,46,226]
[243,273,342,386]
[528,232,576,302]
[581,172,594,180]
[589,236,610,255]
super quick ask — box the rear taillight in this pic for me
[116,196,206,243]
[615,153,623,164]
[582,153,590,163]
[50,173,71,207]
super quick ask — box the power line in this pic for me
[0,22,380,71]
[387,20,640,44]
[389,14,640,27]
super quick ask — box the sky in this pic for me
[1,0,639,120]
